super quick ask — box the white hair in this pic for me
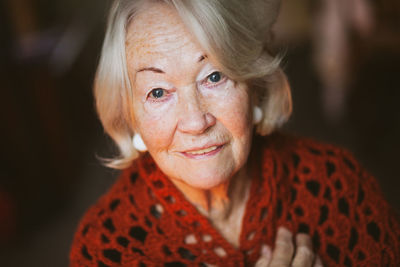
[95,0,292,169]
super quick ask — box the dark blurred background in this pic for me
[0,0,399,266]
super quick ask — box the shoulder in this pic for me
[259,132,368,189]
[258,132,366,219]
[260,132,400,266]
[69,162,153,266]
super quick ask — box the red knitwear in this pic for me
[70,133,400,266]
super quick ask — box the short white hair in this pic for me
[95,0,292,169]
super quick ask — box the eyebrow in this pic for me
[198,54,207,62]
[137,67,165,74]
[136,54,207,74]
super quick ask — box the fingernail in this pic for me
[278,226,292,237]
[261,244,271,256]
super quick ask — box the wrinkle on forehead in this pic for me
[125,2,197,67]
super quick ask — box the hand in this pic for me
[254,227,323,267]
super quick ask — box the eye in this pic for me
[207,71,222,83]
[149,88,165,99]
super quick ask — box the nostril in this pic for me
[178,111,216,134]
[204,112,217,127]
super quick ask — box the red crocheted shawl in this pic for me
[70,134,400,266]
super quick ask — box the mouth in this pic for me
[180,144,225,159]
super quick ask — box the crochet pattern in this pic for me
[70,133,400,266]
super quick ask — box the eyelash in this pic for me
[202,71,227,88]
[145,71,227,102]
[147,88,171,103]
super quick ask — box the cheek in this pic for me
[131,79,178,151]
[211,84,253,163]
[210,84,252,139]
[134,101,178,152]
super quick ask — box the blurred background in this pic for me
[0,0,399,266]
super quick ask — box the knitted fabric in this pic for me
[70,133,400,266]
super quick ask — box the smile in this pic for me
[187,145,219,155]
[180,144,224,159]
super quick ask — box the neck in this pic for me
[170,165,251,222]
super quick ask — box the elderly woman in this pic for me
[70,0,400,266]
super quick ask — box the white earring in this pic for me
[253,106,263,124]
[133,133,147,152]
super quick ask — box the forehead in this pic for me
[125,2,203,68]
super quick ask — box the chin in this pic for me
[178,168,232,190]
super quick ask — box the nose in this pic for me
[177,89,216,135]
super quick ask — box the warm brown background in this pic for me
[0,0,399,266]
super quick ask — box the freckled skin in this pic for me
[126,3,254,240]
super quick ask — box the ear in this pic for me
[253,106,263,124]
[132,133,148,152]
[248,79,263,107]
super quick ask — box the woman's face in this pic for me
[126,3,254,189]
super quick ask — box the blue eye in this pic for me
[150,88,164,99]
[208,72,221,83]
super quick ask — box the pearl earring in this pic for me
[133,133,147,152]
[253,106,263,124]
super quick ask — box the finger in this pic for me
[313,256,324,267]
[292,233,314,267]
[254,245,272,267]
[268,227,294,267]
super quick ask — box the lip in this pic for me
[180,143,225,159]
